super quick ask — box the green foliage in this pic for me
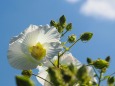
[107,76,115,85]
[15,76,34,86]
[11,15,115,86]
[93,59,109,69]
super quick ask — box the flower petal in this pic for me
[8,41,39,70]
[87,66,98,83]
[36,70,49,86]
[43,25,61,43]
[44,42,62,59]
[60,52,82,68]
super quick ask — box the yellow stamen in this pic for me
[29,42,46,61]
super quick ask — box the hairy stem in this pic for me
[98,70,103,86]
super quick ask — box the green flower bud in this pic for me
[15,76,34,86]
[59,15,66,28]
[87,57,93,64]
[80,32,93,42]
[68,63,75,73]
[57,26,64,33]
[105,56,110,62]
[76,65,88,80]
[21,70,32,78]
[68,34,77,43]
[66,23,72,31]
[108,76,115,85]
[50,20,57,27]
[93,59,109,69]
[63,74,71,82]
[48,67,61,85]
[101,67,107,73]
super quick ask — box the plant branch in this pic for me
[32,73,54,86]
[98,70,103,86]
[61,30,68,37]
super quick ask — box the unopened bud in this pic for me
[76,65,88,80]
[68,34,77,43]
[105,56,110,62]
[108,76,115,85]
[87,58,93,64]
[50,20,57,27]
[66,23,72,31]
[21,70,32,78]
[57,26,64,33]
[80,32,93,42]
[93,59,109,69]
[59,15,66,28]
[101,67,107,73]
[15,76,34,86]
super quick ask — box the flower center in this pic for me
[29,42,46,61]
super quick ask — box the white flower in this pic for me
[36,52,82,86]
[36,52,97,86]
[7,25,62,70]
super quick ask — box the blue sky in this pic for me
[1,0,115,86]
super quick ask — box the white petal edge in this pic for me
[8,41,40,70]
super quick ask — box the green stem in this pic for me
[98,70,103,86]
[69,39,80,49]
[92,66,100,79]
[57,39,80,68]
[61,30,68,37]
[57,53,60,68]
[110,72,115,76]
[48,59,56,67]
[32,73,54,86]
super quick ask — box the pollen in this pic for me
[29,42,46,61]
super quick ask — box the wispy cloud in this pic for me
[80,0,115,20]
[65,0,79,4]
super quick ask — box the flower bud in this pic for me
[48,67,61,85]
[61,69,72,83]
[50,20,57,27]
[93,59,109,69]
[15,76,34,86]
[87,57,93,64]
[80,32,93,42]
[76,65,88,81]
[21,70,32,78]
[108,76,115,85]
[57,26,64,33]
[59,15,66,28]
[66,23,72,31]
[105,56,110,62]
[68,34,77,43]
[101,67,107,73]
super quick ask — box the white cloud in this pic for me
[80,0,115,20]
[65,0,79,4]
